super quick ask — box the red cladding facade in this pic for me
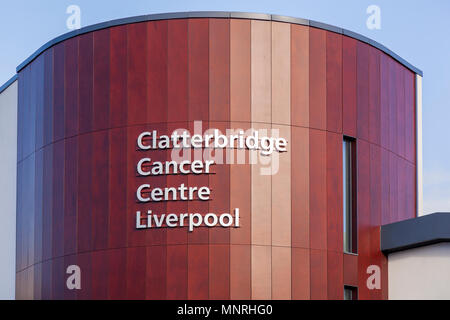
[15,15,417,300]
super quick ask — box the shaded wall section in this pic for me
[0,78,17,299]
[16,18,417,300]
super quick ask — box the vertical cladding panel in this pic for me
[110,26,127,128]
[251,23,272,293]
[77,252,92,299]
[356,42,369,141]
[343,253,358,286]
[184,150,206,243]
[230,244,251,299]
[389,58,398,153]
[272,125,291,247]
[188,244,209,299]
[146,245,167,299]
[310,249,327,299]
[165,130,188,246]
[209,18,230,122]
[35,55,45,151]
[16,160,23,273]
[147,20,168,123]
[357,139,371,299]
[291,126,309,248]
[108,248,126,299]
[230,19,251,122]
[78,33,93,134]
[108,128,127,248]
[167,245,188,299]
[42,144,53,262]
[91,131,109,250]
[381,148,390,225]
[326,132,342,252]
[326,31,342,133]
[91,250,108,299]
[208,124,230,245]
[398,159,407,221]
[251,20,271,123]
[64,37,79,138]
[342,37,357,137]
[51,256,64,299]
[64,136,78,255]
[272,119,291,301]
[397,63,406,159]
[43,49,54,147]
[77,133,92,252]
[53,43,65,142]
[272,247,291,299]
[406,162,415,220]
[127,22,147,126]
[209,244,230,299]
[252,245,271,299]
[389,153,398,223]
[369,47,381,145]
[309,129,327,250]
[309,27,326,130]
[143,125,167,247]
[41,259,52,299]
[271,23,291,296]
[291,24,309,128]
[251,124,272,246]
[189,18,209,122]
[34,263,42,300]
[380,54,390,149]
[327,251,343,300]
[292,247,310,300]
[167,19,188,246]
[230,123,251,245]
[209,18,231,246]
[26,156,36,271]
[272,22,290,125]
[126,247,146,299]
[93,28,110,131]
[52,140,64,259]
[34,152,43,269]
[168,19,188,122]
[187,22,209,247]
[126,125,145,247]
[63,254,78,300]
[404,69,415,164]
[229,126,251,298]
[369,144,383,299]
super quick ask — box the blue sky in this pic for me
[1,0,449,213]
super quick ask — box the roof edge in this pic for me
[381,212,450,254]
[14,11,422,76]
[0,74,18,95]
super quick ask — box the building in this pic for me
[1,11,445,300]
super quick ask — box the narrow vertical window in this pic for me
[343,137,357,253]
[344,286,358,300]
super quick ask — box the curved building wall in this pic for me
[15,16,417,300]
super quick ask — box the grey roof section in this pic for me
[381,212,450,254]
[0,74,18,95]
[14,11,422,76]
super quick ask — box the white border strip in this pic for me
[416,75,423,217]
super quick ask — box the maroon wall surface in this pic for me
[16,17,416,300]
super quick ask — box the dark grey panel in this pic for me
[13,11,422,77]
[309,20,342,34]
[271,14,308,26]
[0,74,18,95]
[381,212,450,254]
[230,12,271,20]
